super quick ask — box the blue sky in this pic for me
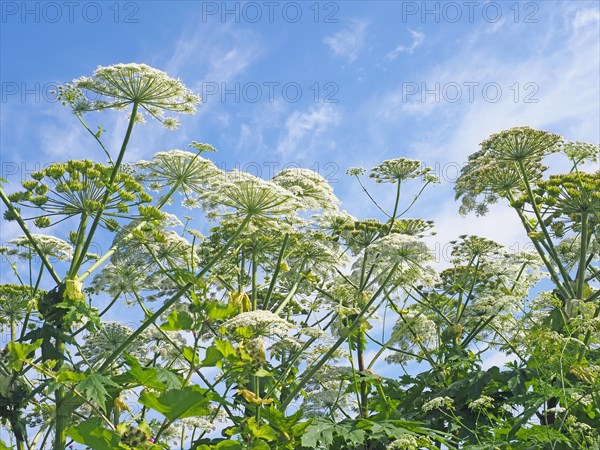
[2,1,599,254]
[0,0,599,439]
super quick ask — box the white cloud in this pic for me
[386,28,425,61]
[370,3,599,149]
[323,20,368,62]
[165,24,262,84]
[573,7,600,32]
[277,104,341,158]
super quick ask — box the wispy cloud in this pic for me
[277,104,341,158]
[386,28,425,61]
[165,23,262,84]
[323,20,368,63]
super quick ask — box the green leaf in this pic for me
[249,440,270,450]
[0,439,11,450]
[123,355,168,390]
[56,369,86,383]
[171,269,206,288]
[182,346,200,365]
[129,366,164,390]
[161,309,194,331]
[215,340,237,358]
[301,419,335,448]
[213,441,242,450]
[22,324,70,362]
[155,367,182,390]
[205,301,237,320]
[139,385,210,421]
[6,339,43,370]
[254,368,272,377]
[76,374,119,413]
[67,419,123,450]
[202,345,223,367]
[247,417,278,441]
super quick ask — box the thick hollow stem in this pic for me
[71,102,139,276]
[576,212,589,299]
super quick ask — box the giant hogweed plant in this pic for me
[0,64,445,450]
[367,131,599,449]
[0,64,597,450]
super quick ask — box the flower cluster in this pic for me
[387,435,422,450]
[205,170,301,217]
[386,309,438,364]
[271,168,340,210]
[7,160,152,229]
[0,284,44,329]
[480,126,562,163]
[532,172,600,233]
[467,395,494,411]
[422,396,454,412]
[136,149,221,207]
[80,321,141,364]
[369,158,438,184]
[66,63,200,128]
[6,234,73,260]
[367,233,434,285]
[221,310,294,338]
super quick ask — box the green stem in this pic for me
[273,282,299,315]
[395,180,431,218]
[71,102,139,276]
[264,234,289,308]
[456,259,480,323]
[507,192,571,301]
[0,188,61,283]
[389,181,402,228]
[251,250,258,311]
[75,113,113,163]
[576,212,589,299]
[68,212,88,278]
[366,332,420,369]
[354,175,391,218]
[356,330,368,418]
[517,160,574,297]
[18,264,45,341]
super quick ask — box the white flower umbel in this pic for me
[386,308,438,364]
[366,233,433,285]
[422,396,454,412]
[302,389,358,419]
[481,126,563,163]
[71,63,200,127]
[89,261,150,296]
[387,435,420,450]
[468,395,494,411]
[205,170,301,217]
[371,234,431,263]
[271,168,340,211]
[370,158,438,184]
[81,321,143,364]
[221,310,294,338]
[140,326,187,366]
[7,234,73,261]
[136,149,221,204]
[316,210,358,235]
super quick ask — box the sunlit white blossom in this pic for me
[7,234,73,261]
